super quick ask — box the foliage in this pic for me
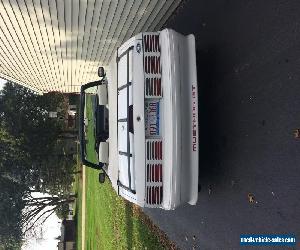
[0,126,31,185]
[0,82,65,157]
[55,202,70,220]
[0,176,24,250]
[0,125,27,248]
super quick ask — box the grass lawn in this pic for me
[78,95,173,250]
[85,168,166,250]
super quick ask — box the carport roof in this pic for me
[0,0,182,94]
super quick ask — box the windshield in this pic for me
[79,80,109,170]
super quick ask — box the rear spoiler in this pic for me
[79,80,104,170]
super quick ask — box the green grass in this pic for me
[83,95,165,250]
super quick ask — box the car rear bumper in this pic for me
[160,29,199,210]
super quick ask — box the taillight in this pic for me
[145,139,163,206]
[147,164,162,182]
[146,140,162,160]
[146,186,163,205]
[145,78,162,97]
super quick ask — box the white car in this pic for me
[80,29,199,210]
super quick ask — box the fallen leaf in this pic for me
[208,185,212,195]
[294,129,300,138]
[248,193,255,203]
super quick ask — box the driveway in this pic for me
[144,1,300,249]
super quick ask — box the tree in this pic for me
[0,138,29,250]
[0,126,31,248]
[0,82,76,190]
[0,82,78,247]
[0,82,65,157]
[0,176,24,250]
[21,192,76,234]
[0,126,33,187]
[0,173,76,246]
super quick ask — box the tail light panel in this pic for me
[143,33,163,208]
[145,139,163,207]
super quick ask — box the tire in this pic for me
[99,172,105,184]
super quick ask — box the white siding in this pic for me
[0,0,182,93]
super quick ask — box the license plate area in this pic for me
[145,100,160,137]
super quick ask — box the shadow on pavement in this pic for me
[196,47,230,187]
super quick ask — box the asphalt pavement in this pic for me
[144,1,300,249]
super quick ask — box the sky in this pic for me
[21,192,62,250]
[0,78,6,90]
[22,213,61,250]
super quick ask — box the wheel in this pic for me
[99,172,105,184]
[98,67,105,78]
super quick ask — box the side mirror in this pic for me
[99,172,105,183]
[99,142,109,163]
[97,84,108,105]
[98,67,105,78]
